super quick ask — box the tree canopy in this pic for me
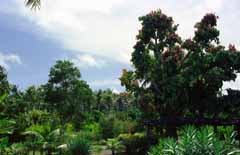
[45,60,94,122]
[121,10,240,120]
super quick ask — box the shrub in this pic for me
[25,124,51,138]
[112,120,137,137]
[27,109,49,125]
[68,135,90,155]
[118,132,148,155]
[105,138,125,155]
[64,123,74,133]
[99,114,138,139]
[148,126,239,155]
[99,115,115,139]
[82,122,102,141]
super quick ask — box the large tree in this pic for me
[45,60,94,122]
[120,10,240,135]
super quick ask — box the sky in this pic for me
[0,0,240,92]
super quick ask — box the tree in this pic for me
[45,60,94,123]
[23,86,46,110]
[120,10,240,136]
[0,66,10,97]
[4,86,27,118]
[24,127,62,155]
[25,0,41,10]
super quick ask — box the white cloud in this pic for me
[71,54,106,68]
[89,79,120,87]
[112,88,120,94]
[0,52,22,69]
[222,74,240,94]
[5,0,240,65]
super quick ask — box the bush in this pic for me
[112,120,137,137]
[82,122,102,141]
[105,138,125,155]
[25,124,51,138]
[149,126,239,155]
[118,132,148,155]
[99,114,138,139]
[99,115,115,139]
[68,135,90,155]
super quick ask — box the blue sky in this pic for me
[1,0,240,92]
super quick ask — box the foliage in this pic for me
[0,119,16,134]
[24,126,62,154]
[82,122,102,141]
[23,86,47,110]
[105,138,125,155]
[45,60,94,123]
[0,137,9,154]
[148,126,239,155]
[26,109,50,125]
[118,132,147,155]
[120,9,240,136]
[112,119,137,137]
[0,66,10,96]
[99,114,115,139]
[2,9,240,155]
[67,135,91,155]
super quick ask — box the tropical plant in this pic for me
[148,126,239,155]
[8,143,27,155]
[67,135,91,155]
[112,119,137,137]
[99,114,115,139]
[0,119,16,135]
[0,137,9,154]
[23,126,61,154]
[82,122,102,141]
[118,132,147,155]
[105,138,125,155]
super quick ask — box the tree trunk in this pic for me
[112,149,115,155]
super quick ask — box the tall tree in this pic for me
[120,10,240,136]
[45,60,94,122]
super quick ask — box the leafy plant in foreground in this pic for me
[67,135,91,155]
[149,126,239,155]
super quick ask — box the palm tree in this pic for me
[25,0,41,10]
[23,128,61,155]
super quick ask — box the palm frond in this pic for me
[23,131,45,141]
[25,0,41,10]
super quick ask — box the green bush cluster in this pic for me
[118,132,148,155]
[68,135,91,155]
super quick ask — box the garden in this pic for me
[1,2,240,155]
